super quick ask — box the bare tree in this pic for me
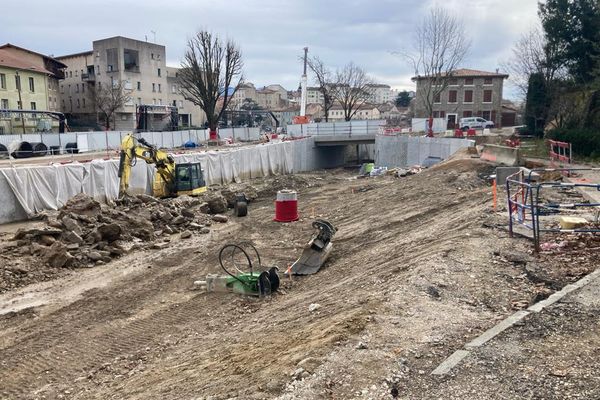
[408,7,470,135]
[93,80,131,130]
[502,27,564,99]
[331,62,374,121]
[306,55,335,122]
[178,31,243,138]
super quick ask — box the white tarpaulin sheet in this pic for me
[0,139,311,218]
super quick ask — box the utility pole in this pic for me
[15,71,25,136]
[300,47,308,118]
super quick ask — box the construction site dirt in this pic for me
[0,152,598,399]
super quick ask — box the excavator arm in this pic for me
[118,133,176,197]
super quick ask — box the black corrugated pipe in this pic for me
[11,142,33,158]
[30,142,48,157]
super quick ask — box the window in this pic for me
[463,110,472,118]
[68,84,71,94]
[158,83,161,92]
[1,99,8,108]
[28,77,35,92]
[17,101,22,109]
[75,70,78,77]
[433,92,441,104]
[30,102,36,110]
[76,84,79,93]
[137,97,142,104]
[179,100,183,108]
[15,75,21,90]
[137,81,141,90]
[83,98,86,107]
[484,77,493,85]
[464,90,473,103]
[172,100,177,107]
[482,111,492,120]
[464,77,474,85]
[158,68,161,77]
[60,84,64,94]
[151,53,154,59]
[62,99,65,108]
[171,84,177,93]
[82,84,85,93]
[69,71,73,78]
[448,78,458,86]
[76,99,80,108]
[433,111,446,118]
[0,73,6,89]
[152,98,156,105]
[152,83,156,92]
[158,99,162,105]
[483,90,492,103]
[448,90,457,103]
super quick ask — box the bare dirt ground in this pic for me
[0,154,598,399]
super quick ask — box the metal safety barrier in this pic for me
[507,168,600,252]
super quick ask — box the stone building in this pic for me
[412,68,508,129]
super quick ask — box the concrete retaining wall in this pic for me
[375,136,474,168]
[0,174,28,224]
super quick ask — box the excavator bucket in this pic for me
[290,220,337,276]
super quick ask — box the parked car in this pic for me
[459,117,494,131]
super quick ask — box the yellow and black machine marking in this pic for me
[118,133,207,198]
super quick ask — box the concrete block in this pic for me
[465,311,530,348]
[481,144,521,166]
[431,350,471,375]
[495,167,521,186]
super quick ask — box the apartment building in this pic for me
[366,84,398,104]
[231,82,288,110]
[56,36,206,131]
[0,44,66,133]
[412,68,508,129]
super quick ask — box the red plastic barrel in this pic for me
[274,190,299,222]
[454,129,464,138]
[209,129,218,140]
[467,128,477,137]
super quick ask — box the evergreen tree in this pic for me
[395,91,411,107]
[525,73,548,137]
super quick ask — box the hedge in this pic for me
[546,128,600,158]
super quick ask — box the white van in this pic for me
[459,117,494,130]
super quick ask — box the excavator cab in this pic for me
[174,163,207,196]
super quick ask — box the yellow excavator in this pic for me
[118,133,207,198]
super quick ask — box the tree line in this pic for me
[504,0,600,156]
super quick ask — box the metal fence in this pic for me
[507,168,600,252]
[286,120,385,137]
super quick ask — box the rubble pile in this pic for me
[2,191,238,271]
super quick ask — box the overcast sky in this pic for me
[1,0,539,99]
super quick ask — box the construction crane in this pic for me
[292,47,310,125]
[118,133,206,198]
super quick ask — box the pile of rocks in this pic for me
[7,191,237,269]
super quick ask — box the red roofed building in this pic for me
[412,68,509,129]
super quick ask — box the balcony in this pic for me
[124,64,140,73]
[81,73,95,82]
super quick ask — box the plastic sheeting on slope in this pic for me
[0,139,313,218]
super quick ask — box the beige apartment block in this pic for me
[56,36,206,131]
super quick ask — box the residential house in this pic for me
[272,105,300,127]
[412,68,508,129]
[0,44,66,133]
[56,36,206,130]
[327,103,381,121]
[232,82,257,109]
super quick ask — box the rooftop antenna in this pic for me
[151,30,156,43]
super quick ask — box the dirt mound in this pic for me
[0,193,223,292]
